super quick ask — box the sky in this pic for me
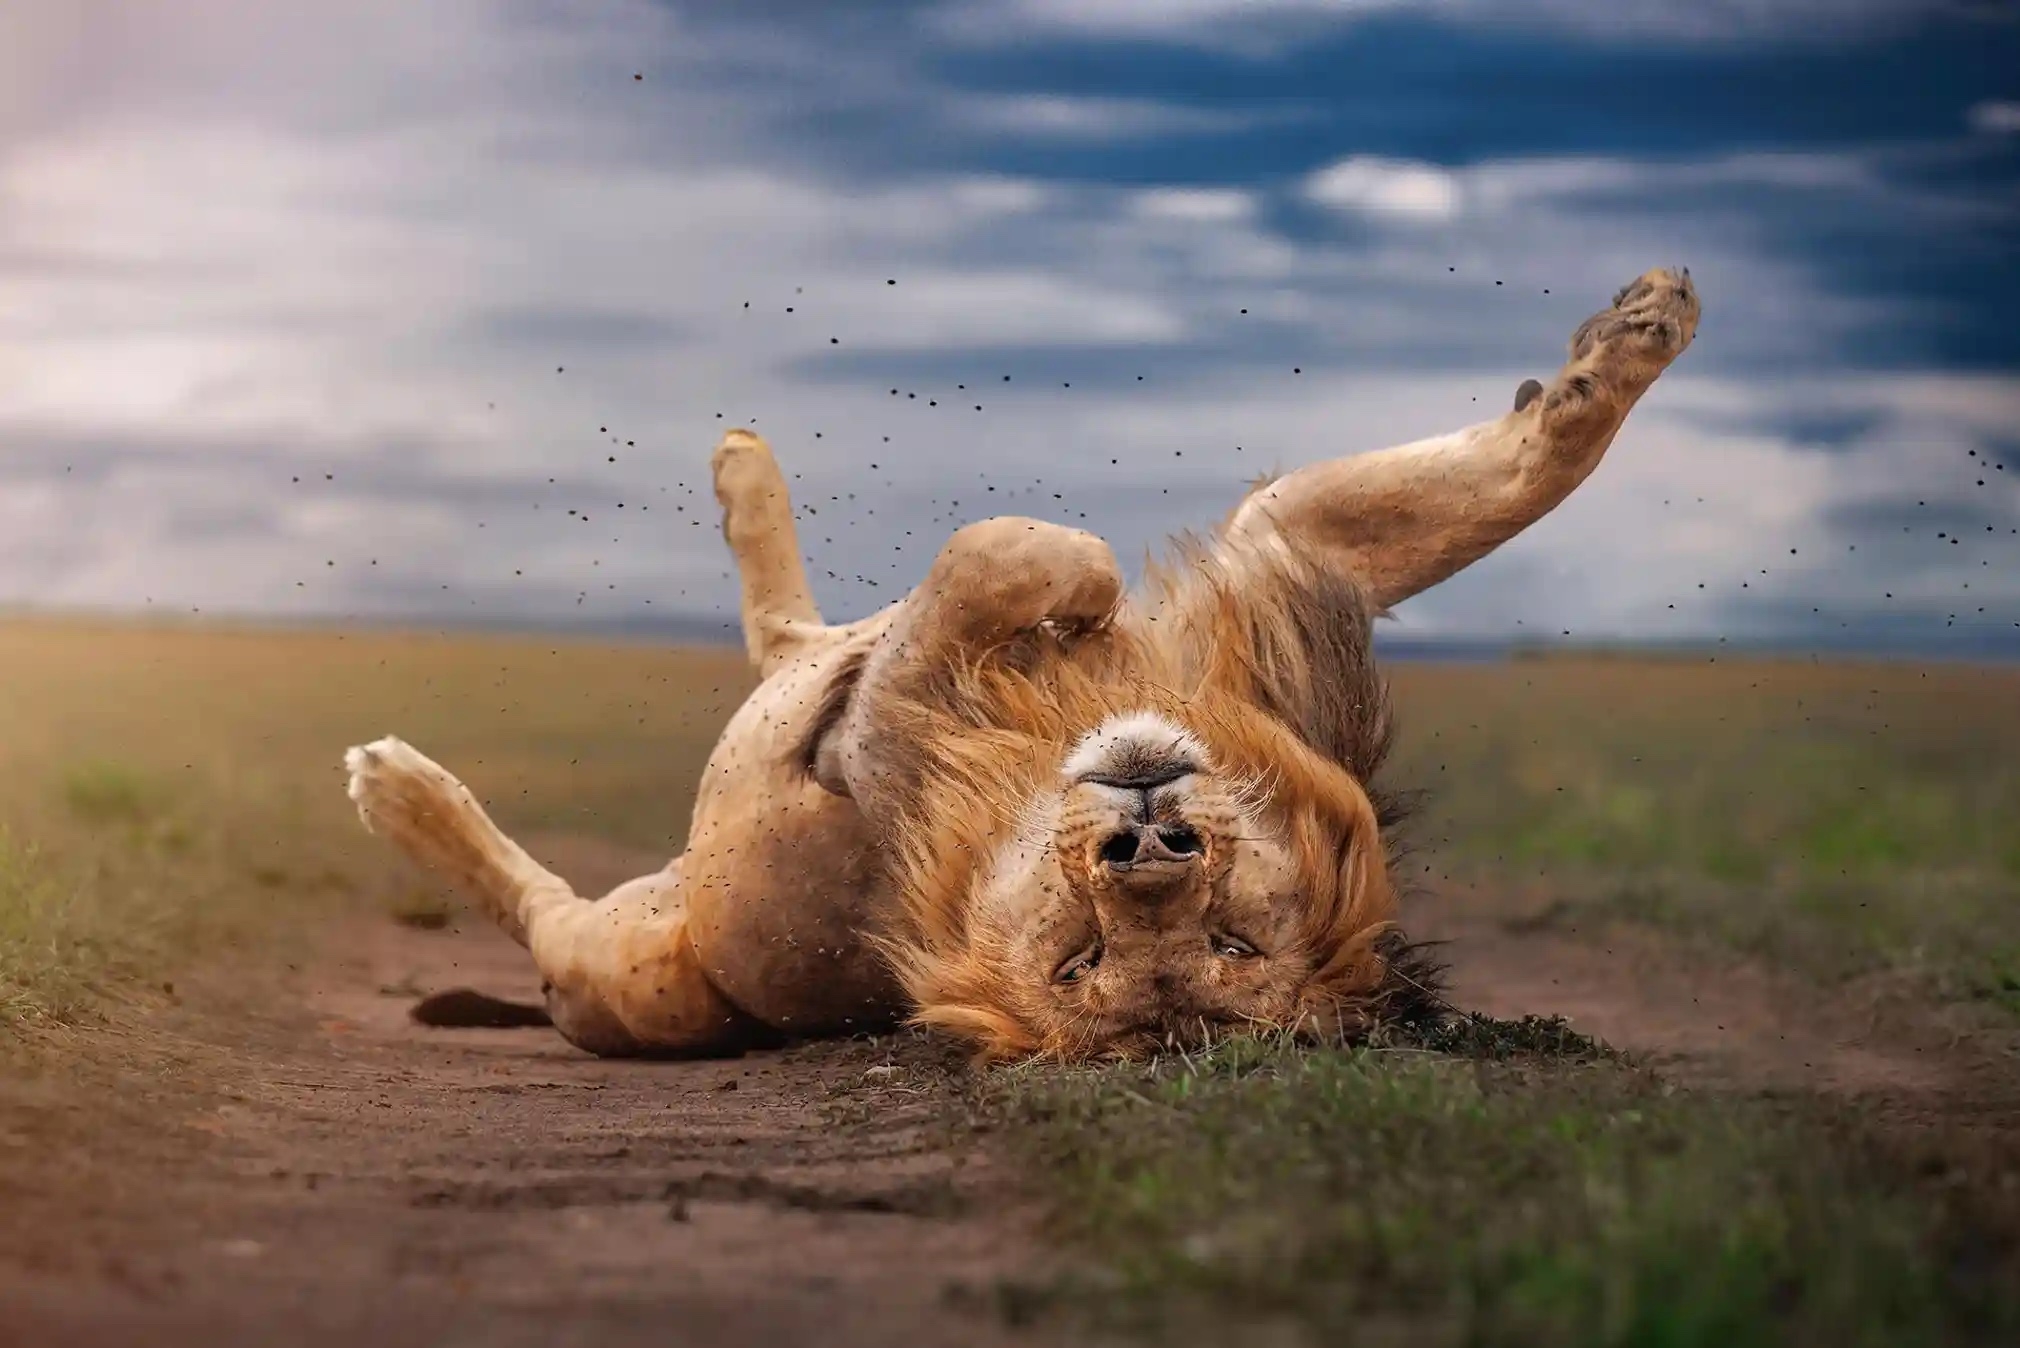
[3,0,2017,653]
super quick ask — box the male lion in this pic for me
[345,267,1699,1062]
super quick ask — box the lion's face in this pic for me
[877,543,1419,1063]
[941,710,1397,1061]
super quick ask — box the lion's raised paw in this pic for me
[1570,266,1700,365]
[344,735,457,836]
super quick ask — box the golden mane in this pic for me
[874,535,1427,1059]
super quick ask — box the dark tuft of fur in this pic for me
[1366,928,1452,1031]
[1372,783,1423,835]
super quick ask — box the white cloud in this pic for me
[1970,101,2020,135]
[1128,187,1258,223]
[1305,157,1463,221]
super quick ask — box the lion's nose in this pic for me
[1098,823,1204,871]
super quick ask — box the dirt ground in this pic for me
[4,834,2016,1348]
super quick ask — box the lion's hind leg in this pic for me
[713,428,836,676]
[344,737,760,1057]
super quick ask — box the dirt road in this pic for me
[4,837,2015,1347]
[2,836,1048,1347]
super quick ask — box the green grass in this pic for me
[1386,658,2020,1011]
[0,834,67,1022]
[989,1033,2015,1347]
[0,617,747,1029]
[60,761,167,826]
[0,759,357,1027]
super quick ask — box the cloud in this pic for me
[932,0,1981,52]
[1970,100,2020,134]
[1305,157,1462,221]
[0,0,2014,652]
[1302,150,1888,225]
[951,94,1298,140]
[1128,187,1259,223]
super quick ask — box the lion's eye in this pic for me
[1055,942,1103,984]
[1211,933,1258,959]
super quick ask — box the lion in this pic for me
[344,266,1699,1062]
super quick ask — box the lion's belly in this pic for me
[679,625,905,1036]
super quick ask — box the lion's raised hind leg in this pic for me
[344,736,762,1057]
[712,428,835,676]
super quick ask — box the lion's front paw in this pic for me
[344,735,455,837]
[1569,266,1700,367]
[343,734,504,893]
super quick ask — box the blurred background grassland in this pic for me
[3,617,2017,1026]
[1390,656,2020,1010]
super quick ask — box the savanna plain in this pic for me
[2,615,2017,1347]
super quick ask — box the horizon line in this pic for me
[6,602,2018,665]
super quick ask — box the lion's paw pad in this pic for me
[343,735,450,833]
[1571,267,1699,363]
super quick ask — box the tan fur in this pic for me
[345,268,1699,1063]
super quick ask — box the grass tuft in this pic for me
[1378,1010,1618,1063]
[0,833,75,1023]
[60,761,163,826]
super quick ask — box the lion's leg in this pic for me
[344,736,761,1057]
[830,515,1124,823]
[1224,267,1700,610]
[712,428,833,676]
